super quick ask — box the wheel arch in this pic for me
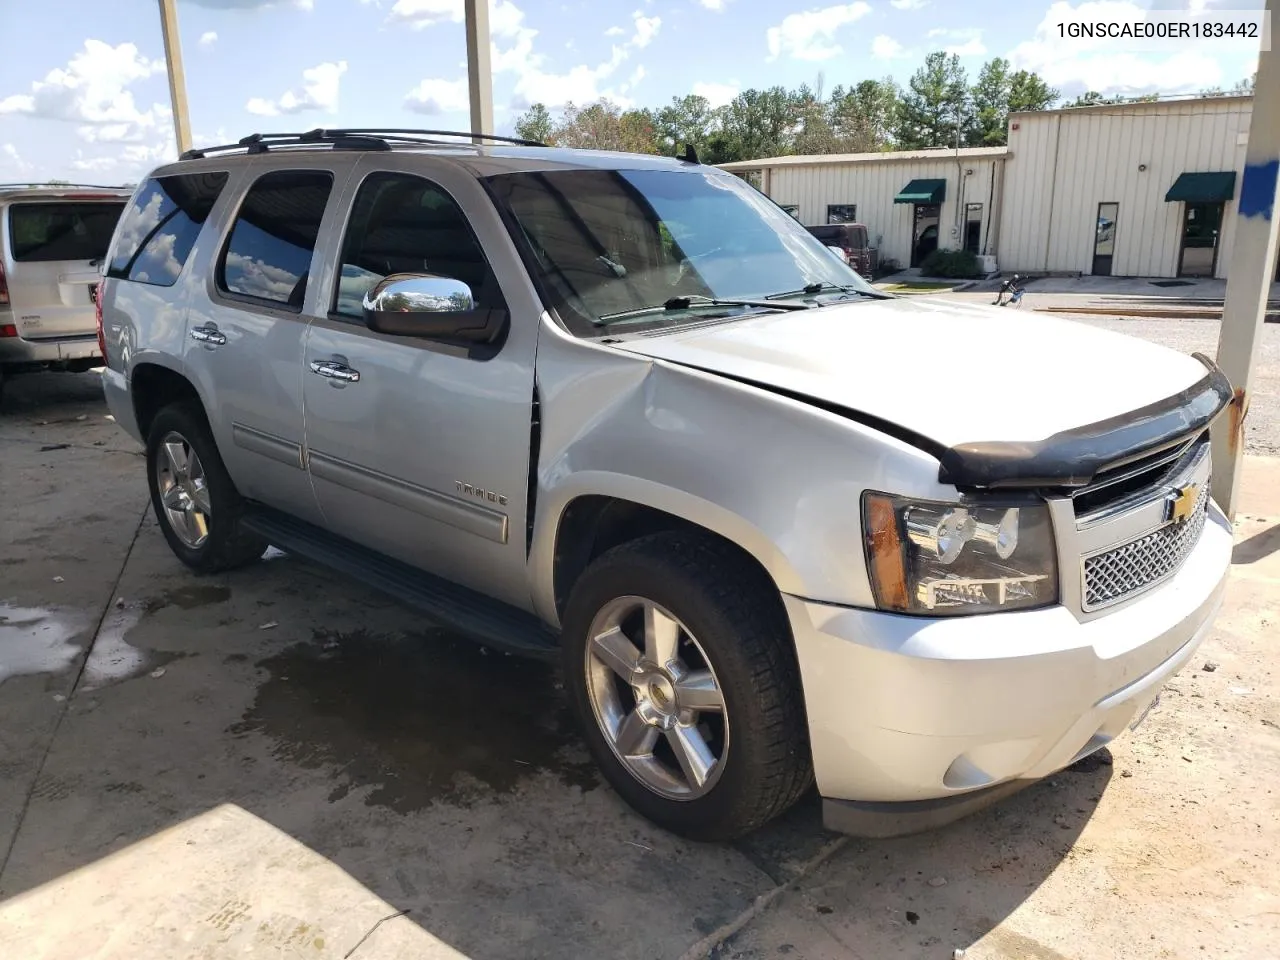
[534,473,804,629]
[130,360,205,440]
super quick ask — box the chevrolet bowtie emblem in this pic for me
[1167,482,1200,523]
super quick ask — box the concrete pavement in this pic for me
[1,370,1278,960]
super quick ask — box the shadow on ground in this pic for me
[0,376,1104,960]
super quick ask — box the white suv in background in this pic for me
[0,184,130,402]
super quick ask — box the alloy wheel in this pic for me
[154,431,212,549]
[584,596,729,800]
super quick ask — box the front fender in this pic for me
[529,320,954,626]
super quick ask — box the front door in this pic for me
[1092,202,1118,276]
[911,203,940,267]
[1178,202,1223,278]
[301,160,539,611]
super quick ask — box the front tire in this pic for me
[145,401,267,573]
[562,533,812,841]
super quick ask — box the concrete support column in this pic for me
[1212,0,1280,518]
[157,0,192,156]
[464,0,494,139]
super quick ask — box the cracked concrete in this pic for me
[1,369,1277,960]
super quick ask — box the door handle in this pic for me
[190,325,226,346]
[309,360,361,383]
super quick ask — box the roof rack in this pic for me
[180,128,547,161]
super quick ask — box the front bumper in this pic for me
[785,502,1232,836]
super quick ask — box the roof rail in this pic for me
[180,127,547,161]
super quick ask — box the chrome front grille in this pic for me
[1081,483,1209,610]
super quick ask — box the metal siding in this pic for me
[758,99,1253,278]
[770,156,1000,270]
[999,99,1251,278]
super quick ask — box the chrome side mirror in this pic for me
[362,273,476,315]
[361,272,504,343]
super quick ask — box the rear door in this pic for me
[185,161,347,526]
[2,198,125,341]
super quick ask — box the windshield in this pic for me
[485,167,876,336]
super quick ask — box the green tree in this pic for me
[1231,73,1256,94]
[829,78,900,152]
[896,51,970,149]
[792,77,838,155]
[550,100,658,153]
[968,58,1012,146]
[653,94,717,156]
[715,86,799,161]
[514,103,555,144]
[1007,70,1059,113]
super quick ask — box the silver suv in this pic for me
[100,130,1233,841]
[0,184,130,401]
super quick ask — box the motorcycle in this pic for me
[992,274,1026,308]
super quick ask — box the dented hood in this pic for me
[610,295,1216,454]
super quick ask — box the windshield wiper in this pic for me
[765,282,885,300]
[594,294,811,325]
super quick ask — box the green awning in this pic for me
[893,178,946,204]
[1164,171,1236,203]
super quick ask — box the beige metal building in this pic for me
[721,147,1008,272]
[722,95,1278,281]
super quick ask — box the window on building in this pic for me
[107,173,228,286]
[218,170,333,309]
[964,203,983,255]
[778,204,800,220]
[826,204,857,224]
[333,172,499,319]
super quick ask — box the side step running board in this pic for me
[241,507,560,659]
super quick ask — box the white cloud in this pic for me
[931,28,986,56]
[890,0,928,7]
[691,81,738,107]
[199,31,218,47]
[871,34,905,58]
[70,154,119,172]
[246,60,347,116]
[632,14,660,47]
[489,5,662,109]
[696,0,728,8]
[386,0,462,28]
[765,3,871,62]
[405,77,470,114]
[1009,1,1226,93]
[1,142,31,176]
[185,0,312,7]
[0,40,167,144]
[490,0,525,36]
[605,26,625,36]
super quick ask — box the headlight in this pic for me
[862,492,1059,615]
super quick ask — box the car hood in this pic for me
[609,295,1212,451]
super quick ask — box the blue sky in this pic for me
[0,0,1264,182]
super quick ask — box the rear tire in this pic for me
[145,401,267,573]
[562,532,813,841]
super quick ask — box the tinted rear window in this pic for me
[108,173,229,287]
[807,226,842,242]
[217,170,333,308]
[8,202,125,262]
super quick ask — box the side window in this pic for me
[826,204,856,224]
[333,172,499,319]
[218,170,333,309]
[107,173,227,286]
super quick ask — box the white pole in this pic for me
[464,0,494,140]
[1211,0,1279,518]
[157,0,192,156]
